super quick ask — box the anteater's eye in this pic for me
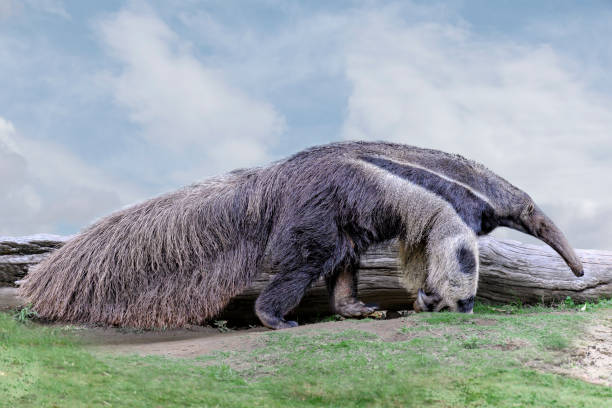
[526,203,535,215]
[457,296,475,313]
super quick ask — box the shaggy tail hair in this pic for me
[19,170,271,328]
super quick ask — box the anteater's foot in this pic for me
[335,299,378,318]
[256,310,299,330]
[263,318,298,330]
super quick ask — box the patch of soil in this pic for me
[565,311,612,386]
[471,318,498,326]
[0,288,24,311]
[86,325,269,357]
[531,310,612,387]
[82,314,501,359]
[86,317,417,358]
[489,339,529,351]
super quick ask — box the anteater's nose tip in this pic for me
[571,263,584,277]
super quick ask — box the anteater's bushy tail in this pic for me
[19,173,268,328]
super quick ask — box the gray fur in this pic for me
[19,141,582,328]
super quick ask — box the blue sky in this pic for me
[1,0,612,249]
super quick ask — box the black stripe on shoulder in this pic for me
[360,155,495,234]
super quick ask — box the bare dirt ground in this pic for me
[564,309,612,386]
[0,288,24,311]
[86,317,419,357]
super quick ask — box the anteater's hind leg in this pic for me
[326,263,377,317]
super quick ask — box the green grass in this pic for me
[1,300,611,407]
[473,296,612,315]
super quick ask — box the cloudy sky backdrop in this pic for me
[1,0,611,249]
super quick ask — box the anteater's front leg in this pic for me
[326,263,377,318]
[255,268,314,330]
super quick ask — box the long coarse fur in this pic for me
[20,141,533,328]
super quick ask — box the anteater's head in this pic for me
[414,281,476,314]
[414,289,471,313]
[411,234,480,314]
[414,195,583,314]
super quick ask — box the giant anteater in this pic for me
[20,142,583,329]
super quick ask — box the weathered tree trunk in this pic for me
[1,235,611,318]
[0,235,67,286]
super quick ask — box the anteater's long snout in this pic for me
[523,207,584,277]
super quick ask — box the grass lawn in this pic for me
[1,299,611,407]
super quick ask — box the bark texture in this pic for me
[0,235,68,287]
[1,235,611,319]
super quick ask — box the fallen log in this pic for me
[0,234,69,287]
[1,235,611,319]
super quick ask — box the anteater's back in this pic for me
[19,170,271,328]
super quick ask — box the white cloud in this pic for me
[0,117,136,235]
[176,7,348,94]
[96,6,285,181]
[340,7,612,249]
